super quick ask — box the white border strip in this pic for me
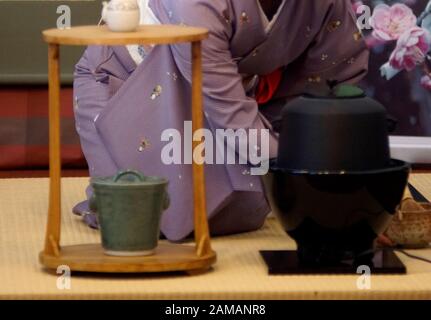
[390,136,431,164]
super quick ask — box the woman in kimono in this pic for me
[73,0,369,241]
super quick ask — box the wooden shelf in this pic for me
[40,243,216,273]
[42,25,209,46]
[40,25,214,275]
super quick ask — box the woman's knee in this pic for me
[209,192,270,236]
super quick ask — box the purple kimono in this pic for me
[73,0,369,241]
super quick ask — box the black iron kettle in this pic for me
[277,84,392,172]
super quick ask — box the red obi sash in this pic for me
[255,68,283,105]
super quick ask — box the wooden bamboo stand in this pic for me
[39,25,216,274]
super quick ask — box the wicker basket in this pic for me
[386,200,431,249]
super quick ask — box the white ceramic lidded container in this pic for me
[102,0,140,32]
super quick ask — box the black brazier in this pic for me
[270,85,410,267]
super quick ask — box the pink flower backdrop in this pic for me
[355,0,431,136]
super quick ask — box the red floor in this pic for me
[0,169,89,179]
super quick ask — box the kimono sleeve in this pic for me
[164,0,279,160]
[73,46,120,178]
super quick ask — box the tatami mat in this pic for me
[0,175,430,299]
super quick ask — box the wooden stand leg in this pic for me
[191,41,212,258]
[43,43,62,257]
